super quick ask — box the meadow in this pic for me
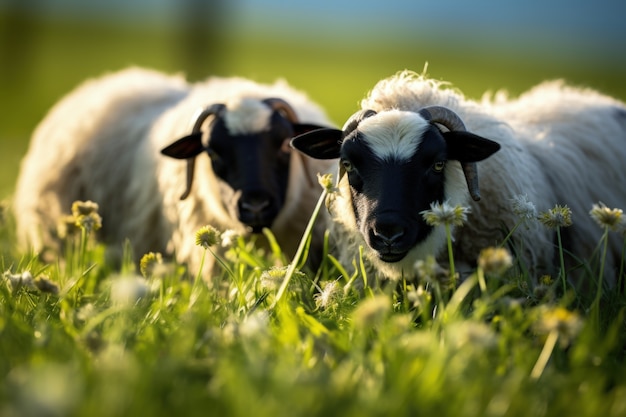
[2,13,626,417]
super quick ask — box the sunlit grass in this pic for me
[1,195,626,417]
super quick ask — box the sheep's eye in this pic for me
[433,161,446,172]
[341,159,354,173]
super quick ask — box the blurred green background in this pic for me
[1,0,625,199]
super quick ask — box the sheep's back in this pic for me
[14,67,189,256]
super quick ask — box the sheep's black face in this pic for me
[341,127,447,263]
[291,107,501,268]
[207,112,293,232]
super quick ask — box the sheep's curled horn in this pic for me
[174,98,308,200]
[179,103,226,200]
[417,106,482,201]
[262,98,317,188]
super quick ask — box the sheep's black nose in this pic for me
[238,192,277,231]
[371,222,406,247]
[239,197,270,216]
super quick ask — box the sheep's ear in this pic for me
[290,128,343,159]
[161,132,205,159]
[292,123,335,137]
[443,131,501,162]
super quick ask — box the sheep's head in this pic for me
[161,98,328,233]
[291,106,500,269]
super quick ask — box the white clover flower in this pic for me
[239,311,270,339]
[3,270,36,291]
[534,306,584,348]
[220,229,240,248]
[445,321,498,350]
[314,280,341,310]
[406,284,432,309]
[589,202,623,231]
[317,172,337,193]
[352,294,391,328]
[195,225,220,249]
[538,204,573,229]
[139,252,163,278]
[510,194,537,221]
[421,200,471,227]
[477,247,513,276]
[71,200,99,217]
[110,274,150,305]
[259,266,288,290]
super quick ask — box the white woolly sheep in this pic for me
[14,67,336,278]
[292,70,626,289]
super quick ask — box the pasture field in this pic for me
[1,14,626,417]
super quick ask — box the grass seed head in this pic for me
[71,200,99,217]
[538,204,572,229]
[195,225,220,249]
[220,229,240,248]
[534,306,583,347]
[478,247,513,276]
[110,274,150,305]
[139,252,163,278]
[510,194,537,221]
[314,280,341,310]
[589,202,624,231]
[421,200,470,227]
[75,212,102,233]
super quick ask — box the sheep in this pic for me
[13,67,336,278]
[291,70,626,289]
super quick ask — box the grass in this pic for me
[2,12,626,417]
[1,190,626,417]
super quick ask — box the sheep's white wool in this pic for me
[13,67,336,279]
[357,110,430,161]
[332,70,626,287]
[224,97,273,135]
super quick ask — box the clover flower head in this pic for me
[71,200,99,217]
[239,311,270,339]
[421,200,470,227]
[220,229,240,248]
[534,306,583,347]
[110,274,150,305]
[589,202,623,231]
[260,266,288,290]
[57,214,81,239]
[314,280,341,310]
[352,294,391,328]
[317,172,337,193]
[477,247,513,276]
[538,204,572,229]
[510,194,537,221]
[195,225,220,249]
[445,321,498,350]
[414,256,455,289]
[139,252,163,278]
[406,284,432,309]
[3,270,36,291]
[75,212,102,233]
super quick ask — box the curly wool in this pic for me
[336,70,626,286]
[13,67,335,278]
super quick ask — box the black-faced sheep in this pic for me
[13,67,336,278]
[292,70,626,288]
